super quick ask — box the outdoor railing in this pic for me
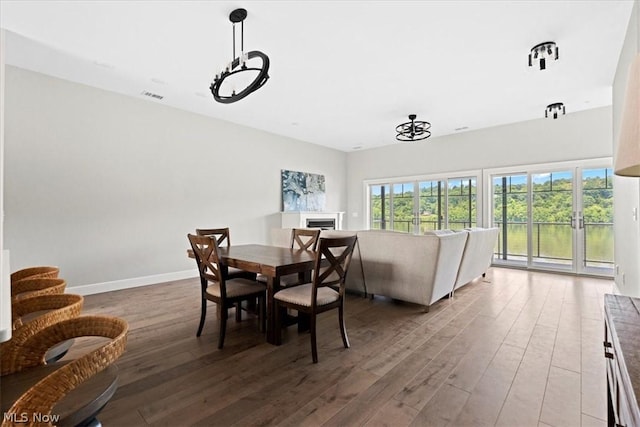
[371,219,473,233]
[371,219,614,268]
[494,221,614,267]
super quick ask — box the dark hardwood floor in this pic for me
[73,268,612,426]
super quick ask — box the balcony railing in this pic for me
[371,219,614,268]
[371,219,473,233]
[494,221,614,267]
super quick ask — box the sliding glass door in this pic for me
[491,165,613,275]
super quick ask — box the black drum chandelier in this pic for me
[545,102,565,119]
[528,41,558,70]
[210,8,270,104]
[396,114,431,142]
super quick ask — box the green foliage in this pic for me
[371,180,476,229]
[371,173,613,231]
[493,176,613,224]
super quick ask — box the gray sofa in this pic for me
[454,227,500,292]
[270,227,498,311]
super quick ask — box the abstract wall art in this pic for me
[281,169,326,212]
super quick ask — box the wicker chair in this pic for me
[10,266,60,285]
[11,278,67,303]
[1,315,128,427]
[274,236,357,363]
[3,294,84,376]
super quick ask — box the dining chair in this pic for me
[11,277,66,303]
[258,228,321,287]
[1,315,128,427]
[195,228,255,280]
[273,235,357,363]
[3,294,84,376]
[187,234,266,349]
[10,266,60,285]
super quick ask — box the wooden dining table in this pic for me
[189,244,316,345]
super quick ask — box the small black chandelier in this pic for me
[545,102,566,119]
[396,114,431,142]
[210,8,270,104]
[529,41,559,70]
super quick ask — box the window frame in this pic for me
[364,169,483,234]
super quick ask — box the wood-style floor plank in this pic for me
[69,267,614,427]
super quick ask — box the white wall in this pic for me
[4,66,347,291]
[612,1,640,297]
[346,107,613,230]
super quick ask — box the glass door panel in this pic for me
[370,184,390,230]
[418,180,443,233]
[581,168,614,274]
[392,182,415,233]
[531,171,574,270]
[493,175,528,265]
[448,177,477,229]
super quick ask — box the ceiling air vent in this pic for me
[140,91,164,100]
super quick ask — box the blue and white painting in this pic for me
[282,170,326,212]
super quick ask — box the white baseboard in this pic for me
[68,270,199,296]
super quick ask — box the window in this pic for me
[368,172,479,234]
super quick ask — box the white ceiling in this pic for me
[0,1,634,152]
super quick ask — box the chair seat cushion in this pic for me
[274,284,339,307]
[206,279,265,299]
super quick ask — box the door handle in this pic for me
[570,211,576,229]
[578,211,584,229]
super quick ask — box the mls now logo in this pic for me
[3,412,61,423]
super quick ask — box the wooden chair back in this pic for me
[195,228,231,247]
[311,236,357,305]
[188,234,223,285]
[291,228,321,251]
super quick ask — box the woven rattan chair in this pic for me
[258,228,321,287]
[188,233,266,348]
[1,315,128,427]
[11,278,66,303]
[10,266,59,285]
[274,235,357,363]
[2,294,84,376]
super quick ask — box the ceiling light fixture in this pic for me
[396,114,431,142]
[545,102,565,119]
[210,8,270,104]
[529,41,558,70]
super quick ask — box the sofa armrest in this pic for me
[430,231,468,305]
